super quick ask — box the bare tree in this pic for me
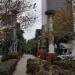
[17,0,37,29]
[53,9,73,37]
[0,0,37,29]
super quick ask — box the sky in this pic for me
[23,0,42,40]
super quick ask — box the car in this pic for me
[57,55,73,60]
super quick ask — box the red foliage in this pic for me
[46,53,57,63]
[37,48,57,63]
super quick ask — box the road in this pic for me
[13,54,36,75]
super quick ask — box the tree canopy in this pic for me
[0,0,37,29]
[16,23,26,50]
[53,9,73,37]
[25,38,37,54]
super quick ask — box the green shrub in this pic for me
[26,59,39,75]
[36,70,49,75]
[54,60,72,69]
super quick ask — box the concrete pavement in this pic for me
[13,54,36,75]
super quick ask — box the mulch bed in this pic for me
[26,58,75,75]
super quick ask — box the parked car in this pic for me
[57,55,73,60]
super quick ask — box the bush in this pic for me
[36,70,49,75]
[26,59,39,75]
[26,59,51,75]
[54,60,72,69]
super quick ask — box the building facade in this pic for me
[42,0,47,25]
[0,1,19,54]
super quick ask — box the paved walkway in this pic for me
[13,54,36,75]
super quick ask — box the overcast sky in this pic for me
[23,0,42,40]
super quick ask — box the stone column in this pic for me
[45,10,55,53]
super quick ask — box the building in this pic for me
[35,29,42,55]
[35,29,42,49]
[42,0,47,25]
[0,1,19,54]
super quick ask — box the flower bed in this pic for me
[26,58,52,75]
[26,58,75,75]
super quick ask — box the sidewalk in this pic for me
[13,54,36,75]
